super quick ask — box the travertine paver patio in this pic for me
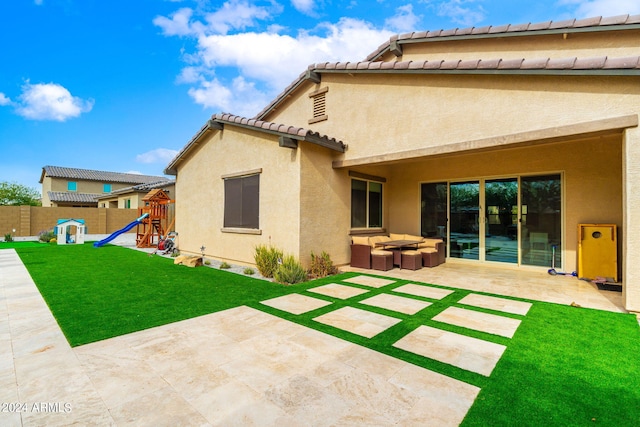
[394,325,507,376]
[433,306,522,338]
[260,293,332,314]
[1,250,482,426]
[342,275,396,288]
[393,283,455,300]
[458,293,533,315]
[359,292,432,315]
[313,306,403,338]
[307,283,370,299]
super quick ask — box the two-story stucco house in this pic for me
[39,165,170,208]
[165,15,640,312]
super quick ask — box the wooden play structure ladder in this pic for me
[136,189,175,248]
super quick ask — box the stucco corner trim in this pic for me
[221,227,262,235]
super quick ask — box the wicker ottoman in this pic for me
[419,248,439,268]
[401,250,422,270]
[371,249,394,271]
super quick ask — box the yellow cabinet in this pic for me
[577,224,617,281]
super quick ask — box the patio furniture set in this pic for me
[350,233,446,271]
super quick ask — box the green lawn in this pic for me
[14,243,640,426]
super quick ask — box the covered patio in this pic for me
[343,262,626,314]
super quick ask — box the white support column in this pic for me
[623,125,640,313]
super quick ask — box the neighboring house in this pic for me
[165,15,640,312]
[95,180,176,209]
[39,166,170,208]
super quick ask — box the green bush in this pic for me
[220,262,231,269]
[4,233,13,242]
[243,267,255,275]
[38,229,55,243]
[273,255,308,285]
[309,251,337,278]
[254,244,283,278]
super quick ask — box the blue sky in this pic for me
[1,0,638,190]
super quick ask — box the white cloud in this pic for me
[156,3,395,117]
[183,18,394,114]
[34,0,43,5]
[291,0,316,15]
[559,0,640,17]
[0,93,11,106]
[385,4,422,33]
[153,8,198,36]
[15,82,94,121]
[125,170,143,175]
[433,0,486,27]
[136,148,180,164]
[154,0,280,37]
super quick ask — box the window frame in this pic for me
[222,169,261,234]
[103,183,112,193]
[350,175,384,230]
[67,181,77,192]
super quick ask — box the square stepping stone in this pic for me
[458,294,532,316]
[313,307,402,338]
[432,306,522,338]
[342,276,396,289]
[260,294,332,315]
[393,325,506,376]
[393,284,454,300]
[308,284,369,300]
[359,293,431,315]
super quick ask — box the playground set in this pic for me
[93,189,176,251]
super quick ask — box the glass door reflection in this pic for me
[485,178,518,263]
[449,181,480,260]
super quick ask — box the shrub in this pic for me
[170,251,180,258]
[4,233,13,242]
[204,260,211,265]
[50,238,57,244]
[220,261,231,269]
[254,244,283,278]
[243,267,255,275]
[38,229,55,243]
[309,251,337,278]
[274,255,308,285]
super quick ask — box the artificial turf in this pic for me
[15,243,299,346]
[14,242,640,426]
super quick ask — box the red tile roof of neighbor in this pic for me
[40,166,169,184]
[47,191,100,204]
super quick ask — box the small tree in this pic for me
[0,182,41,206]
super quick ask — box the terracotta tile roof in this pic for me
[40,166,169,184]
[309,55,640,72]
[164,113,346,175]
[48,191,99,204]
[366,14,640,61]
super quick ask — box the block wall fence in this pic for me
[0,206,138,237]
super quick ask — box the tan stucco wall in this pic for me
[175,127,302,267]
[623,126,640,312]
[298,143,350,266]
[398,30,640,62]
[290,74,637,162]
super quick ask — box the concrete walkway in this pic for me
[0,249,480,426]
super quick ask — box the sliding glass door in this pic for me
[521,174,562,268]
[485,178,518,264]
[449,181,480,260]
[421,174,561,267]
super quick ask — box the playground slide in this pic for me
[93,213,149,248]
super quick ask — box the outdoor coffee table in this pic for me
[375,239,424,269]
